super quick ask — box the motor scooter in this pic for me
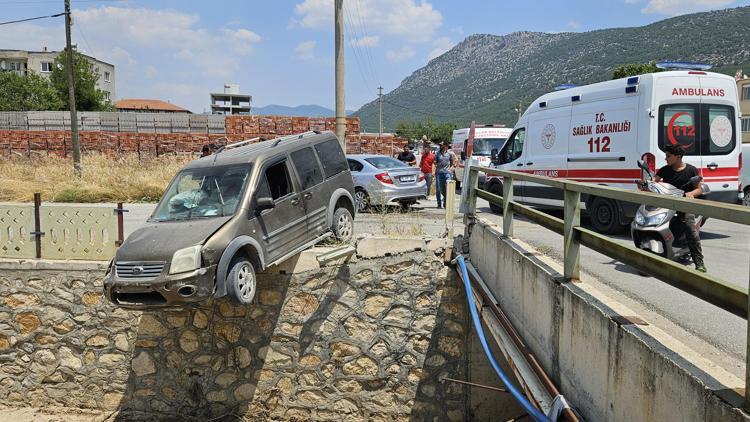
[631,160,709,262]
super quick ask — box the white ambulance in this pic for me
[484,70,741,234]
[452,125,513,186]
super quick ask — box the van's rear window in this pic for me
[658,103,735,156]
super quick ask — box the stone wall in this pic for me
[0,245,469,420]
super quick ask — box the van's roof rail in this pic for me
[214,137,260,154]
[272,130,320,147]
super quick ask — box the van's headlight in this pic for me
[635,212,646,226]
[169,245,202,274]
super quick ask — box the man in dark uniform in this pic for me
[653,145,706,272]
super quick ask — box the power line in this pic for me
[0,12,65,26]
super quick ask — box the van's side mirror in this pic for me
[256,197,275,212]
[491,149,498,163]
[460,151,466,161]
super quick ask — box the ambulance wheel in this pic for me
[488,183,503,214]
[589,197,624,235]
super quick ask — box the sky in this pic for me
[0,0,746,113]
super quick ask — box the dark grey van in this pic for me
[104,131,355,308]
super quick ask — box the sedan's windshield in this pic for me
[365,157,408,169]
[473,138,507,156]
[151,164,251,221]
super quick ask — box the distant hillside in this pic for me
[355,6,750,129]
[253,104,354,117]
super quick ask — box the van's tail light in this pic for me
[375,172,394,184]
[418,172,425,182]
[642,152,655,175]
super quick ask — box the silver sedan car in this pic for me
[347,154,428,212]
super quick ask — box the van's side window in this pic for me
[261,160,292,200]
[291,147,324,189]
[500,128,525,164]
[348,159,363,172]
[314,140,348,178]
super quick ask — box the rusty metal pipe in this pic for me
[463,261,579,422]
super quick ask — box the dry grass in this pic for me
[0,154,192,203]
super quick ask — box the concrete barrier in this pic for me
[468,218,748,421]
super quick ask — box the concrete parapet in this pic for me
[468,218,748,421]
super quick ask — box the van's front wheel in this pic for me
[589,197,625,234]
[226,257,256,305]
[332,207,354,242]
[488,183,503,214]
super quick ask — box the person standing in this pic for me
[397,145,417,166]
[653,145,706,272]
[434,141,456,209]
[419,144,435,197]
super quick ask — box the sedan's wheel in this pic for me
[226,257,256,305]
[332,207,354,242]
[354,189,370,212]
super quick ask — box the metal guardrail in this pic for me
[0,194,123,260]
[461,164,750,408]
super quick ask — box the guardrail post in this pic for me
[446,180,456,239]
[563,188,581,281]
[32,193,43,259]
[465,167,478,214]
[502,176,514,237]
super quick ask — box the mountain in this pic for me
[354,6,750,130]
[253,104,354,117]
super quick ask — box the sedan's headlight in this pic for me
[169,245,202,274]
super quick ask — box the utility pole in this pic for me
[334,0,346,149]
[64,0,81,178]
[378,86,383,138]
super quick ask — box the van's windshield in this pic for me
[473,138,507,156]
[151,164,251,222]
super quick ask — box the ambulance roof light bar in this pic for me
[655,61,712,71]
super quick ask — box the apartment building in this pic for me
[0,47,115,103]
[738,74,750,144]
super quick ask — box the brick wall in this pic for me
[0,115,405,158]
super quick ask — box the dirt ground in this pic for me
[0,406,114,422]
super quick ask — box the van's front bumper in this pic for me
[104,264,216,309]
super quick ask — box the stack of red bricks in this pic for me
[0,115,414,159]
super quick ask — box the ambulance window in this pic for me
[703,105,735,155]
[658,104,699,156]
[500,128,525,164]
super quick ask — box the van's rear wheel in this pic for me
[488,183,503,214]
[226,256,256,305]
[589,197,625,234]
[332,207,354,242]
[743,189,750,207]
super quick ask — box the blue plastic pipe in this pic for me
[456,255,550,422]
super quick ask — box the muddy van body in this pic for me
[104,131,356,309]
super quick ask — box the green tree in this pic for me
[50,50,110,111]
[395,119,457,146]
[611,61,664,79]
[0,71,64,111]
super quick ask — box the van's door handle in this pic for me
[303,192,312,200]
[707,162,718,170]
[291,198,300,205]
[516,163,524,167]
[526,162,534,166]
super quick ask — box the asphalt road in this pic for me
[122,195,749,376]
